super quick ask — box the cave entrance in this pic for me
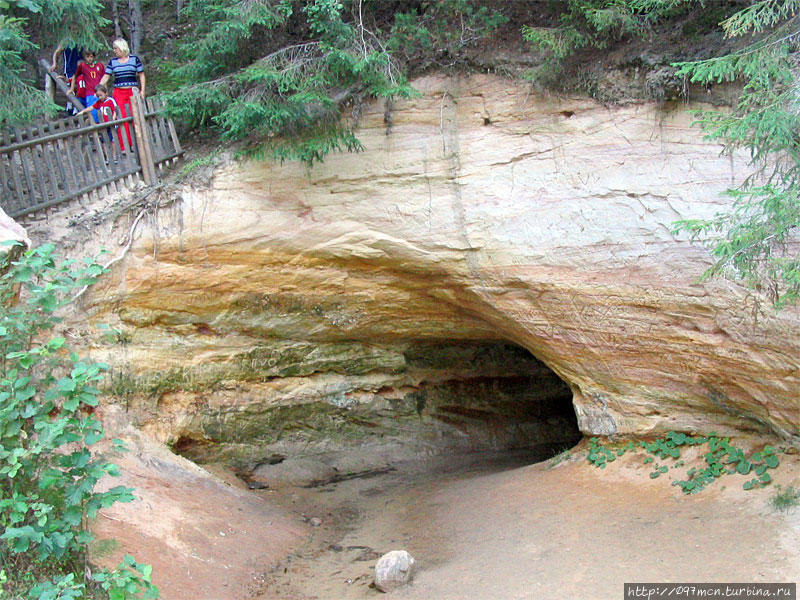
[171,340,582,481]
[396,340,582,466]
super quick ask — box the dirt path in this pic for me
[254,443,800,600]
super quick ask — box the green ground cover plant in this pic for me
[587,432,781,493]
[0,242,158,599]
[770,484,800,512]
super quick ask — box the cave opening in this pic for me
[170,339,582,482]
[396,340,583,465]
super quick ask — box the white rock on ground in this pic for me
[375,550,417,592]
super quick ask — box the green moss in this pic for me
[239,342,406,378]
[105,365,226,397]
[104,342,407,398]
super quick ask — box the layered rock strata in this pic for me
[79,74,799,465]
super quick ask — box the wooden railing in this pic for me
[0,86,182,219]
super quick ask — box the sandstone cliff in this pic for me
[73,74,799,467]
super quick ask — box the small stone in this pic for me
[374,550,417,593]
[309,517,323,527]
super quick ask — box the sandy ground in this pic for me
[93,435,800,600]
[252,441,800,600]
[90,431,306,600]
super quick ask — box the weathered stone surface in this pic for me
[90,421,304,600]
[375,550,418,592]
[80,74,800,454]
[250,458,337,488]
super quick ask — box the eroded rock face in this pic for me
[84,74,800,460]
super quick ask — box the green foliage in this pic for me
[522,0,696,79]
[92,556,159,600]
[669,1,800,307]
[523,1,644,61]
[520,0,712,94]
[586,433,781,494]
[586,437,635,467]
[173,0,293,81]
[160,0,416,166]
[0,0,108,127]
[0,242,159,600]
[770,484,800,512]
[387,0,507,70]
[0,12,55,127]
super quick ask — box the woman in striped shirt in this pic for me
[100,38,146,152]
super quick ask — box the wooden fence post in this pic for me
[130,89,157,185]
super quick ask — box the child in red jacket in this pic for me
[69,50,104,122]
[77,84,126,159]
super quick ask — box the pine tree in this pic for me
[526,0,800,307]
[158,0,504,165]
[160,0,415,165]
[670,0,800,307]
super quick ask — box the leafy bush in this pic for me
[0,242,158,599]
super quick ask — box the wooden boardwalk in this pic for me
[0,92,182,219]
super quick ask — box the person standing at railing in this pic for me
[99,38,145,153]
[69,50,104,123]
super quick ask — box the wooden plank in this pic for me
[48,121,69,193]
[4,131,26,213]
[0,115,135,154]
[158,99,183,161]
[0,142,19,215]
[70,123,91,193]
[149,117,165,169]
[72,126,90,191]
[23,124,47,204]
[130,91,156,185]
[45,122,69,201]
[88,128,111,195]
[103,120,120,194]
[144,114,160,164]
[58,120,82,196]
[6,164,141,218]
[164,106,183,159]
[149,98,170,163]
[155,98,175,158]
[36,125,62,203]
[30,124,56,203]
[15,127,46,208]
[156,114,173,164]
[11,129,34,210]
[140,98,161,163]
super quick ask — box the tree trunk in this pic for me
[128,0,144,55]
[111,0,123,38]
